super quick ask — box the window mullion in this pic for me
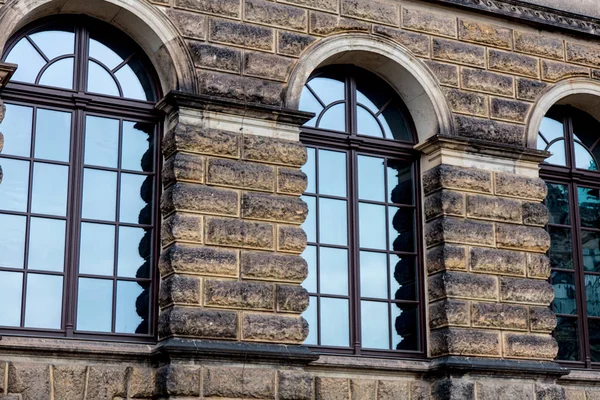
[349,147,361,354]
[74,23,89,93]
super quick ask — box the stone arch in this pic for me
[285,33,453,143]
[0,0,196,95]
[527,78,600,148]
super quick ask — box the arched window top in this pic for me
[3,18,157,101]
[299,66,415,143]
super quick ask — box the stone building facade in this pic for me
[0,0,600,398]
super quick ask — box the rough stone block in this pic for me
[495,173,547,200]
[410,382,431,400]
[423,164,491,195]
[522,202,549,226]
[567,42,600,67]
[350,379,376,400]
[242,192,307,224]
[52,365,87,400]
[527,253,551,279]
[462,68,514,97]
[159,306,238,339]
[432,38,485,67]
[471,302,528,330]
[459,19,512,48]
[203,367,275,398]
[86,366,127,400]
[159,244,238,277]
[454,115,524,146]
[425,217,495,247]
[161,213,203,246]
[188,42,241,72]
[175,0,239,17]
[443,88,488,117]
[0,361,4,393]
[204,279,274,310]
[246,0,307,30]
[156,365,200,396]
[402,7,457,38]
[278,31,316,57]
[373,25,429,56]
[467,194,522,223]
[207,157,274,191]
[514,31,564,59]
[129,367,156,399]
[242,313,308,343]
[430,328,500,357]
[341,0,399,25]
[166,9,206,40]
[490,97,531,123]
[205,217,274,249]
[427,245,467,274]
[496,224,550,252]
[163,123,239,158]
[279,370,313,400]
[197,69,284,106]
[244,51,294,82]
[278,225,307,253]
[500,277,554,305]
[277,284,309,313]
[530,306,557,332]
[241,251,307,282]
[488,49,539,78]
[8,362,51,400]
[503,333,558,359]
[316,377,350,400]
[278,167,308,195]
[536,385,566,400]
[517,78,549,101]
[162,152,204,186]
[429,299,470,329]
[280,0,337,13]
[476,382,534,400]
[309,11,369,35]
[432,379,475,400]
[428,271,498,301]
[425,190,465,220]
[378,380,410,400]
[425,60,459,86]
[161,182,238,217]
[209,18,273,51]
[243,135,306,167]
[470,247,526,276]
[542,60,589,82]
[159,274,201,307]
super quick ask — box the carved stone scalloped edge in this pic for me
[428,0,600,37]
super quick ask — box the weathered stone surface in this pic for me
[207,157,274,191]
[530,306,557,332]
[159,306,238,339]
[411,382,431,400]
[166,8,206,39]
[443,88,488,116]
[244,51,294,82]
[204,279,274,310]
[203,367,275,398]
[8,362,51,400]
[432,38,485,67]
[279,370,313,400]
[278,225,307,253]
[470,247,526,276]
[159,274,201,307]
[503,333,558,359]
[129,367,156,399]
[426,217,495,247]
[476,382,534,400]
[163,152,204,186]
[378,380,410,400]
[566,390,587,400]
[242,313,308,343]
[174,0,240,18]
[242,192,307,223]
[490,97,531,123]
[341,0,399,25]
[536,385,566,400]
[277,284,309,312]
[514,31,564,59]
[161,182,239,216]
[527,253,551,279]
[459,19,512,48]
[243,135,306,167]
[188,41,241,72]
[316,377,350,400]
[277,167,307,195]
[472,302,528,330]
[52,365,87,400]
[467,194,521,222]
[430,328,500,357]
[429,271,498,301]
[432,379,475,400]
[496,223,550,252]
[210,18,273,51]
[454,115,524,146]
[86,366,127,400]
[241,251,307,282]
[425,60,459,86]
[350,379,376,400]
[517,78,549,101]
[500,277,554,305]
[567,42,600,67]
[197,69,284,106]
[427,245,467,274]
[402,8,457,38]
[159,244,238,277]
[281,0,337,12]
[522,202,549,226]
[495,173,547,200]
[162,213,203,246]
[423,164,492,195]
[163,123,239,158]
[156,365,200,396]
[542,60,589,82]
[246,0,307,30]
[310,11,369,35]
[488,49,539,78]
[461,68,514,96]
[425,190,465,220]
[205,217,274,249]
[278,31,316,56]
[429,299,470,329]
[373,25,429,56]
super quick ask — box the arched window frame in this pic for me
[0,15,162,343]
[299,65,426,358]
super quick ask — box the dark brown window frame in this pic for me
[0,16,162,343]
[300,65,427,358]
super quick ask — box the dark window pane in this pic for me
[393,303,419,351]
[391,255,417,301]
[388,162,413,205]
[318,103,346,132]
[0,271,23,327]
[0,158,30,212]
[548,227,573,270]
[29,30,74,60]
[301,245,317,293]
[116,280,149,334]
[319,198,347,246]
[320,297,349,347]
[574,141,597,170]
[359,203,386,250]
[572,108,600,171]
[302,147,316,193]
[361,301,389,349]
[79,222,115,276]
[319,247,348,296]
[585,275,600,317]
[317,149,346,197]
[356,85,382,113]
[77,278,112,332]
[121,121,153,172]
[34,108,71,162]
[301,195,316,243]
[552,271,577,315]
[302,296,318,345]
[357,106,383,138]
[84,116,119,168]
[24,274,63,329]
[579,187,600,229]
[588,319,600,362]
[582,231,600,273]
[38,58,74,89]
[31,163,68,216]
[389,207,415,252]
[115,64,147,101]
[360,251,387,299]
[87,60,119,97]
[0,214,26,269]
[28,217,66,272]
[380,103,412,142]
[120,174,150,224]
[117,227,150,278]
[5,38,45,83]
[358,155,385,202]
[547,183,570,225]
[554,317,579,361]
[0,103,33,157]
[82,168,117,221]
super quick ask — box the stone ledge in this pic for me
[429,356,569,378]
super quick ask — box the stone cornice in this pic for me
[0,62,16,90]
[426,0,600,37]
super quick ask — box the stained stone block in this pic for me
[458,19,512,48]
[203,367,275,398]
[242,192,308,224]
[378,380,410,400]
[350,379,376,400]
[427,245,467,274]
[309,11,369,35]
[425,60,459,86]
[429,299,470,329]
[536,385,566,400]
[241,251,307,282]
[161,182,239,216]
[471,302,528,330]
[443,88,488,117]
[373,25,430,56]
[242,313,308,343]
[52,365,87,400]
[454,114,525,146]
[470,247,526,276]
[129,367,156,399]
[243,135,307,167]
[159,244,238,278]
[159,274,201,307]
[162,152,204,186]
[496,223,550,252]
[278,31,316,57]
[432,379,475,400]
[461,68,514,97]
[244,51,295,82]
[541,60,589,82]
[488,49,539,78]
[207,157,274,191]
[315,377,350,400]
[476,382,534,400]
[209,18,274,51]
[156,365,200,396]
[0,361,4,393]
[490,98,532,123]
[567,42,600,67]
[432,38,485,67]
[8,362,51,400]
[86,366,127,400]
[205,217,274,249]
[279,370,313,400]
[402,8,457,38]
[197,70,284,106]
[522,202,549,226]
[503,333,558,359]
[425,217,495,247]
[246,0,307,31]
[530,306,557,332]
[341,0,399,25]
[430,328,500,357]
[466,194,521,223]
[161,213,203,246]
[163,123,240,158]
[423,164,492,195]
[500,277,554,305]
[514,31,564,59]
[411,382,431,400]
[174,0,240,18]
[517,78,549,101]
[159,306,238,339]
[527,253,551,279]
[188,42,241,72]
[277,284,309,313]
[278,225,307,253]
[278,167,308,195]
[495,173,547,201]
[204,279,275,310]
[165,9,206,40]
[424,190,465,220]
[281,0,337,12]
[428,271,498,301]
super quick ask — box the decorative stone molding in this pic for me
[0,62,16,89]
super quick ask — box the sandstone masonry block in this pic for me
[204,279,274,310]
[527,253,551,279]
[471,302,528,330]
[476,382,534,400]
[278,167,308,195]
[517,78,548,101]
[246,0,307,31]
[373,25,429,56]
[159,306,238,339]
[530,306,557,332]
[459,19,512,48]
[162,152,205,186]
[490,97,531,123]
[523,202,549,226]
[429,299,470,329]
[174,0,240,18]
[156,365,200,396]
[241,251,307,282]
[470,247,526,276]
[277,284,309,313]
[159,274,201,307]
[197,69,284,106]
[495,173,547,200]
[52,365,87,400]
[411,382,431,400]
[430,328,500,357]
[496,223,550,252]
[166,9,206,40]
[514,31,564,59]
[205,217,274,249]
[350,379,376,399]
[161,182,238,216]
[426,217,495,247]
[210,18,273,51]
[425,60,459,86]
[454,115,524,146]
[207,157,274,191]
[242,192,307,223]
[429,271,498,301]
[243,135,306,166]
[278,31,316,57]
[378,380,410,400]
[402,8,457,38]
[86,366,127,400]
[567,42,600,67]
[536,385,566,400]
[341,0,399,26]
[443,88,488,116]
[163,123,239,158]
[161,213,203,246]
[242,313,308,343]
[279,370,313,400]
[423,164,492,195]
[278,225,307,253]
[461,68,514,97]
[310,12,369,35]
[129,367,156,399]
[316,377,350,400]
[244,51,294,82]
[203,367,275,398]
[500,277,554,305]
[8,362,51,400]
[432,38,485,67]
[432,379,475,400]
[159,244,238,277]
[503,333,558,359]
[427,245,467,274]
[281,0,337,12]
[424,190,465,220]
[488,49,538,78]
[188,42,241,72]
[542,60,589,82]
[467,194,521,223]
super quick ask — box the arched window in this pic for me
[539,105,600,366]
[0,17,159,341]
[299,65,424,356]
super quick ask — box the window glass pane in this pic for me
[357,106,383,138]
[302,147,316,193]
[539,115,564,142]
[588,319,600,362]
[391,255,417,301]
[393,303,419,351]
[381,103,412,142]
[0,104,33,157]
[546,140,567,167]
[302,296,318,345]
[308,77,344,105]
[360,251,387,299]
[82,169,117,221]
[547,183,570,225]
[38,58,74,89]
[574,142,597,170]
[319,247,348,296]
[79,222,115,276]
[388,162,413,205]
[84,116,119,168]
[582,231,600,273]
[0,271,23,327]
[28,218,65,272]
[320,297,349,347]
[117,227,150,278]
[389,207,415,252]
[0,214,26,269]
[122,121,153,172]
[34,108,71,162]
[115,64,147,100]
[301,195,316,243]
[554,317,579,361]
[116,281,149,334]
[359,203,386,250]
[317,103,346,132]
[29,30,74,60]
[585,275,600,316]
[77,278,113,332]
[5,38,45,83]
[549,227,573,270]
[356,90,378,113]
[120,174,150,224]
[552,271,577,315]
[0,159,30,212]
[361,301,389,349]
[317,149,346,197]
[89,38,123,70]
[318,198,347,246]
[579,187,600,229]
[358,155,385,202]
[572,108,600,171]
[24,274,62,329]
[31,163,68,216]
[299,87,322,127]
[87,60,120,97]
[301,245,317,293]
